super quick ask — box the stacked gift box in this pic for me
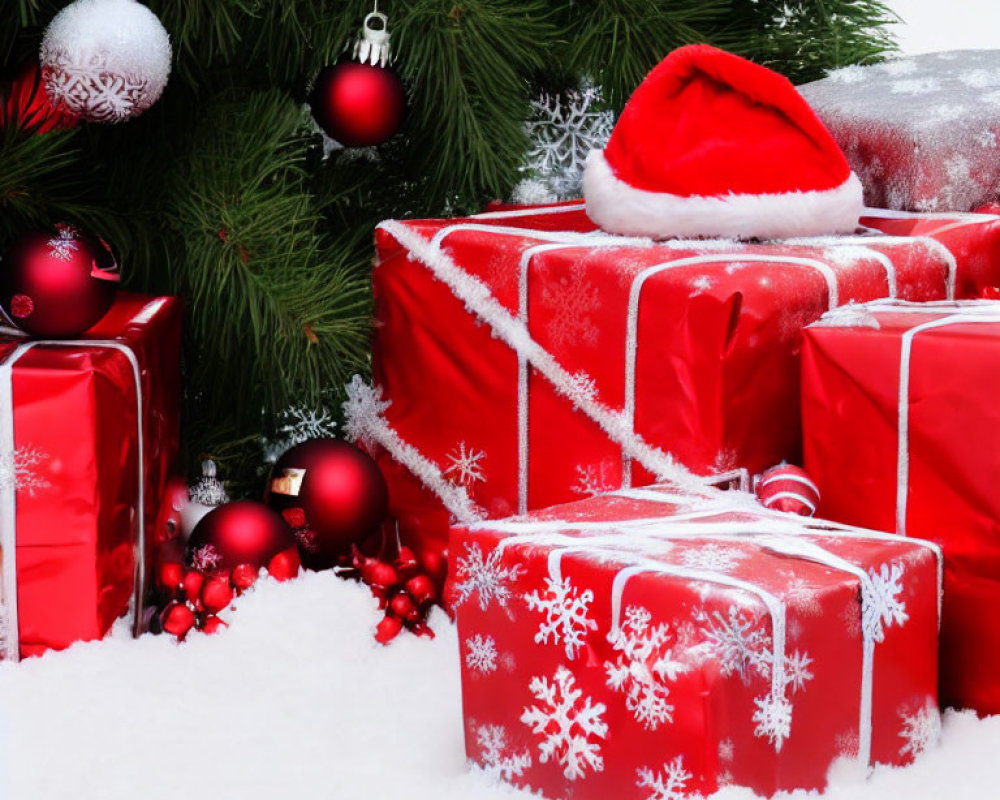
[355,44,1000,798]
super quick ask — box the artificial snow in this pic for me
[0,572,999,798]
[798,51,1000,212]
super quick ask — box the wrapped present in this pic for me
[799,50,1000,214]
[449,482,941,798]
[355,201,1000,561]
[0,292,181,659]
[802,299,1000,713]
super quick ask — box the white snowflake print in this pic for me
[451,543,524,611]
[541,268,601,349]
[689,275,715,297]
[752,692,794,748]
[679,544,747,574]
[0,445,50,496]
[604,606,687,730]
[521,80,614,199]
[43,50,151,123]
[697,607,773,682]
[47,224,78,261]
[636,756,692,800]
[526,575,598,660]
[191,544,222,571]
[782,575,823,617]
[476,724,532,782]
[567,371,598,410]
[465,634,498,675]
[898,699,941,760]
[862,562,909,643]
[444,442,487,487]
[520,665,608,781]
[572,462,617,497]
[718,738,735,763]
[500,652,517,673]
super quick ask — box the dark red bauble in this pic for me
[186,501,296,572]
[309,61,405,147]
[0,225,119,338]
[0,60,79,133]
[267,438,389,570]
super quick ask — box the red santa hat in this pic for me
[584,45,864,240]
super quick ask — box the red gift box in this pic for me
[802,299,1000,713]
[449,482,941,798]
[361,201,1000,562]
[0,292,181,659]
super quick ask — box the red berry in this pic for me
[157,562,183,591]
[231,563,259,591]
[390,593,415,619]
[405,574,436,605]
[200,615,228,635]
[161,602,196,639]
[267,547,301,581]
[375,614,403,645]
[201,576,234,614]
[282,507,307,528]
[420,549,448,584]
[395,546,419,573]
[182,570,205,604]
[367,561,398,591]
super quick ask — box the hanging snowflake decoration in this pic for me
[604,606,687,730]
[636,756,693,800]
[521,665,608,781]
[465,634,499,675]
[526,574,598,660]
[898,699,941,760]
[863,562,909,643]
[47,224,79,261]
[40,0,173,124]
[475,724,532,782]
[451,543,524,611]
[444,442,487,487]
[0,445,51,496]
[517,79,614,200]
[262,404,339,463]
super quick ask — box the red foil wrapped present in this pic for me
[802,300,1000,713]
[449,482,941,798]
[359,201,1000,561]
[0,292,181,659]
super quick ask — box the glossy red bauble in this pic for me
[160,602,196,639]
[0,225,119,338]
[267,438,389,570]
[186,500,296,572]
[0,60,78,133]
[755,463,820,517]
[309,61,405,147]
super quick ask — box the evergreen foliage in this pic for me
[0,0,897,490]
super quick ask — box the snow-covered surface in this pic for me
[0,572,997,799]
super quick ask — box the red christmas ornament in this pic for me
[267,438,389,570]
[0,224,119,338]
[309,11,405,147]
[0,60,79,133]
[186,500,296,572]
[755,463,820,517]
[200,615,227,635]
[160,602,196,639]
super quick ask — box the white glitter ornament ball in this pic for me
[40,0,172,124]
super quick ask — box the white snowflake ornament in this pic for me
[41,0,172,124]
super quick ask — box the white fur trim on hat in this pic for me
[583,149,865,241]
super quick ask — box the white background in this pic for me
[889,0,1000,54]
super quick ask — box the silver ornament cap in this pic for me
[353,7,392,67]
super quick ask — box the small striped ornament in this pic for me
[755,464,820,517]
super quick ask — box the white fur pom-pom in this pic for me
[40,0,172,124]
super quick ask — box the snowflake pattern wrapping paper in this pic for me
[0,292,181,660]
[803,299,1000,714]
[365,201,1000,561]
[799,50,1000,213]
[449,482,942,799]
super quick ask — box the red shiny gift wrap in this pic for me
[449,483,941,798]
[0,292,181,659]
[802,300,1000,713]
[366,202,1000,561]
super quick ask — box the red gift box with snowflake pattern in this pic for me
[0,293,181,659]
[802,300,1000,714]
[361,201,1000,563]
[448,483,941,798]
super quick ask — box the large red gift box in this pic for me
[449,482,941,798]
[802,300,1000,713]
[363,201,1000,561]
[0,292,181,659]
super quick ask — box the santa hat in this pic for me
[583,45,864,240]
